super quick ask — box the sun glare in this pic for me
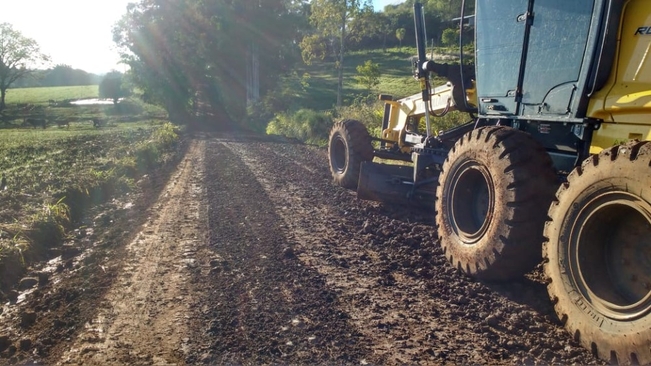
[0,0,132,74]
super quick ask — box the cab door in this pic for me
[520,0,595,117]
[475,0,529,116]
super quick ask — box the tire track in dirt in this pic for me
[56,140,208,365]
[191,139,373,364]
[227,141,462,365]
[224,139,600,365]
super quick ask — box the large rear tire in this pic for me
[436,126,557,280]
[544,141,651,365]
[328,119,373,189]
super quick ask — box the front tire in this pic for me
[544,141,651,365]
[328,119,373,189]
[436,126,557,280]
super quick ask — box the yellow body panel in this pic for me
[381,82,476,153]
[587,0,651,152]
[381,83,455,153]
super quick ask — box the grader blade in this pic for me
[357,161,435,207]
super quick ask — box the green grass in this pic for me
[0,121,179,219]
[0,92,181,290]
[5,85,99,105]
[0,119,183,289]
[292,46,462,111]
[294,47,420,111]
[267,46,469,143]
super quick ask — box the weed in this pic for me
[266,109,332,145]
[153,122,180,148]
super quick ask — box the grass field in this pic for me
[0,85,181,289]
[1,84,166,128]
[0,122,174,204]
[5,85,99,105]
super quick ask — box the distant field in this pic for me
[5,85,99,104]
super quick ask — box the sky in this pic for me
[1,0,404,75]
[372,0,405,11]
[0,0,132,75]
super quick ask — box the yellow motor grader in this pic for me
[328,0,651,363]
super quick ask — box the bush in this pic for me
[266,109,332,144]
[441,28,459,47]
[111,99,144,115]
[418,110,471,135]
[152,121,181,148]
[335,97,384,138]
[246,72,311,133]
[99,71,132,104]
[355,60,381,92]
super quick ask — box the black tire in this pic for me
[544,141,651,365]
[328,119,373,189]
[435,126,557,280]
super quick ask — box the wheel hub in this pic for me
[571,191,651,320]
[448,161,494,243]
[331,135,347,173]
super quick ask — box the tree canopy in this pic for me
[300,0,374,106]
[0,23,49,113]
[99,71,131,104]
[113,0,302,123]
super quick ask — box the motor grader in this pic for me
[328,0,651,363]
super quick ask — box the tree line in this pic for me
[11,65,102,88]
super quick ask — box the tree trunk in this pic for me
[337,8,346,108]
[0,88,6,113]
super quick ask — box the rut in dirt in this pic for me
[195,134,602,365]
[55,140,208,366]
[190,139,372,364]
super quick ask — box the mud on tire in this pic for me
[544,141,651,365]
[328,119,373,189]
[435,126,557,281]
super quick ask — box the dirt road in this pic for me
[0,132,604,365]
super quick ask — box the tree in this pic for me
[301,0,374,107]
[114,0,300,124]
[41,65,95,87]
[396,28,406,49]
[99,71,131,104]
[376,12,394,52]
[441,28,458,47]
[0,23,49,113]
[355,60,380,92]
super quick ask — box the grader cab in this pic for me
[328,1,651,363]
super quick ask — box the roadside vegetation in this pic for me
[0,85,183,291]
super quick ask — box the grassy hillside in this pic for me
[266,46,469,142]
[297,47,421,111]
